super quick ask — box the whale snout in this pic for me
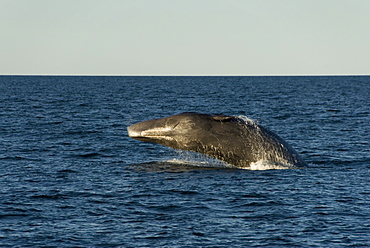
[127,121,176,142]
[127,124,142,138]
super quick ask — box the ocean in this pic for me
[0,76,369,247]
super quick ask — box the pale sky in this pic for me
[1,0,369,75]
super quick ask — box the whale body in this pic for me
[127,112,306,168]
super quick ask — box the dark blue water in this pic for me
[0,76,369,247]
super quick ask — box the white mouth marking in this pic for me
[141,126,173,136]
[128,126,174,140]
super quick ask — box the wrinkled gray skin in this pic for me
[127,112,306,168]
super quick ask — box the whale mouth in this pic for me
[127,125,175,141]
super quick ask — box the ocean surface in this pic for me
[0,75,369,247]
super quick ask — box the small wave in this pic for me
[76,152,100,158]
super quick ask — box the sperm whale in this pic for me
[127,112,306,168]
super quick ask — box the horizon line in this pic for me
[1,74,369,77]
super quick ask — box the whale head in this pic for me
[127,112,238,149]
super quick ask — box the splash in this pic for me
[236,115,304,168]
[249,160,297,170]
[168,150,298,170]
[236,115,258,125]
[170,150,235,168]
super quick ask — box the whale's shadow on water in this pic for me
[129,150,235,172]
[129,160,305,173]
[129,151,304,173]
[129,161,229,173]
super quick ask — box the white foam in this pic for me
[166,158,297,170]
[167,151,298,170]
[166,143,300,171]
[167,150,236,168]
[249,160,295,170]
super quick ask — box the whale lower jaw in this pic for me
[127,130,175,142]
[128,125,174,139]
[132,135,175,142]
[128,132,175,142]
